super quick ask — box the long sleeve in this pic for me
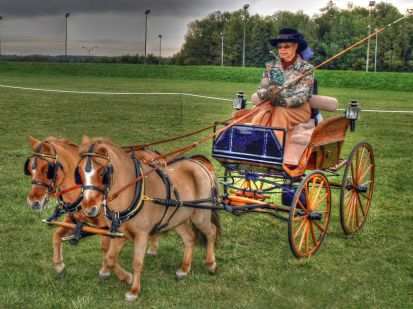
[280,73,313,108]
[256,57,314,108]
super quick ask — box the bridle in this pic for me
[76,145,145,231]
[75,144,114,198]
[24,144,64,207]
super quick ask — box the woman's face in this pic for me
[277,42,298,61]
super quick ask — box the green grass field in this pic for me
[0,63,412,308]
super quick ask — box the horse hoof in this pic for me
[99,271,110,280]
[57,267,66,279]
[175,270,188,280]
[125,292,138,301]
[146,250,156,257]
[207,262,217,275]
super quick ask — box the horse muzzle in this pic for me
[82,205,101,218]
[27,197,49,211]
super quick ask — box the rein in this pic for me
[106,102,270,203]
[55,14,413,203]
[121,118,231,152]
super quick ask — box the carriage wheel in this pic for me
[340,142,375,235]
[223,168,268,200]
[288,171,331,258]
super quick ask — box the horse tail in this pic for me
[194,210,221,247]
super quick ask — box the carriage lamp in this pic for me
[233,91,247,110]
[345,100,361,132]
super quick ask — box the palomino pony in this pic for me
[25,136,161,277]
[25,136,110,278]
[77,136,220,301]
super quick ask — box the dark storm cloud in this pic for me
[0,0,226,18]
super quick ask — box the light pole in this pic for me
[242,4,249,68]
[220,32,224,67]
[65,12,70,58]
[365,1,375,72]
[374,28,378,72]
[158,34,162,65]
[0,16,3,57]
[82,46,98,57]
[144,9,150,64]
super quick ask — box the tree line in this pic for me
[171,1,413,71]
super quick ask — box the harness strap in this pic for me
[61,193,83,213]
[149,164,180,235]
[105,152,145,233]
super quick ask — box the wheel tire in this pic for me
[288,171,331,258]
[340,142,375,235]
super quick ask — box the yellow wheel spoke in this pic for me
[312,180,325,208]
[356,148,366,181]
[360,179,373,187]
[309,222,318,247]
[297,199,310,214]
[346,197,355,227]
[356,192,365,217]
[344,188,353,199]
[354,197,359,228]
[309,177,317,204]
[293,214,309,222]
[359,152,369,178]
[311,193,328,211]
[294,218,308,239]
[344,192,355,216]
[305,225,310,254]
[351,161,356,183]
[312,220,325,233]
[298,221,309,252]
[351,198,357,231]
[359,164,373,183]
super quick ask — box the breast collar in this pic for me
[104,152,145,233]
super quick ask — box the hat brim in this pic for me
[269,38,308,52]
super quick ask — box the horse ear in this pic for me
[28,135,40,150]
[82,135,91,145]
[41,141,52,153]
[94,144,108,156]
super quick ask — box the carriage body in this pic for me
[212,106,375,258]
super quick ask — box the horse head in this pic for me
[25,135,66,210]
[77,136,134,218]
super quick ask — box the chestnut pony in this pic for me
[77,136,220,301]
[24,136,160,278]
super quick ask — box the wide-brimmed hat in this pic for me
[269,28,308,52]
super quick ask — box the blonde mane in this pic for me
[44,136,79,150]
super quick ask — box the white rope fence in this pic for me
[1,83,412,113]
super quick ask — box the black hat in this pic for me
[269,28,308,52]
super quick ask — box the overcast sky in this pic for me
[0,0,411,57]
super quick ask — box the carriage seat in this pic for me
[283,95,338,165]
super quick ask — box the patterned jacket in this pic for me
[257,55,314,108]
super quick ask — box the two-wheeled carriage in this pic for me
[211,97,375,258]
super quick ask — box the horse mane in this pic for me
[44,136,79,150]
[79,137,120,155]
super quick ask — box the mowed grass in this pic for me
[0,63,412,308]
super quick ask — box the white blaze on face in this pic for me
[83,168,96,199]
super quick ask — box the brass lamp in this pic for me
[345,100,361,132]
[233,91,247,110]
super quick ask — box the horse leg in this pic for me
[125,233,148,301]
[98,236,111,279]
[146,234,158,257]
[192,211,218,274]
[174,223,195,280]
[52,226,71,278]
[105,237,132,284]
